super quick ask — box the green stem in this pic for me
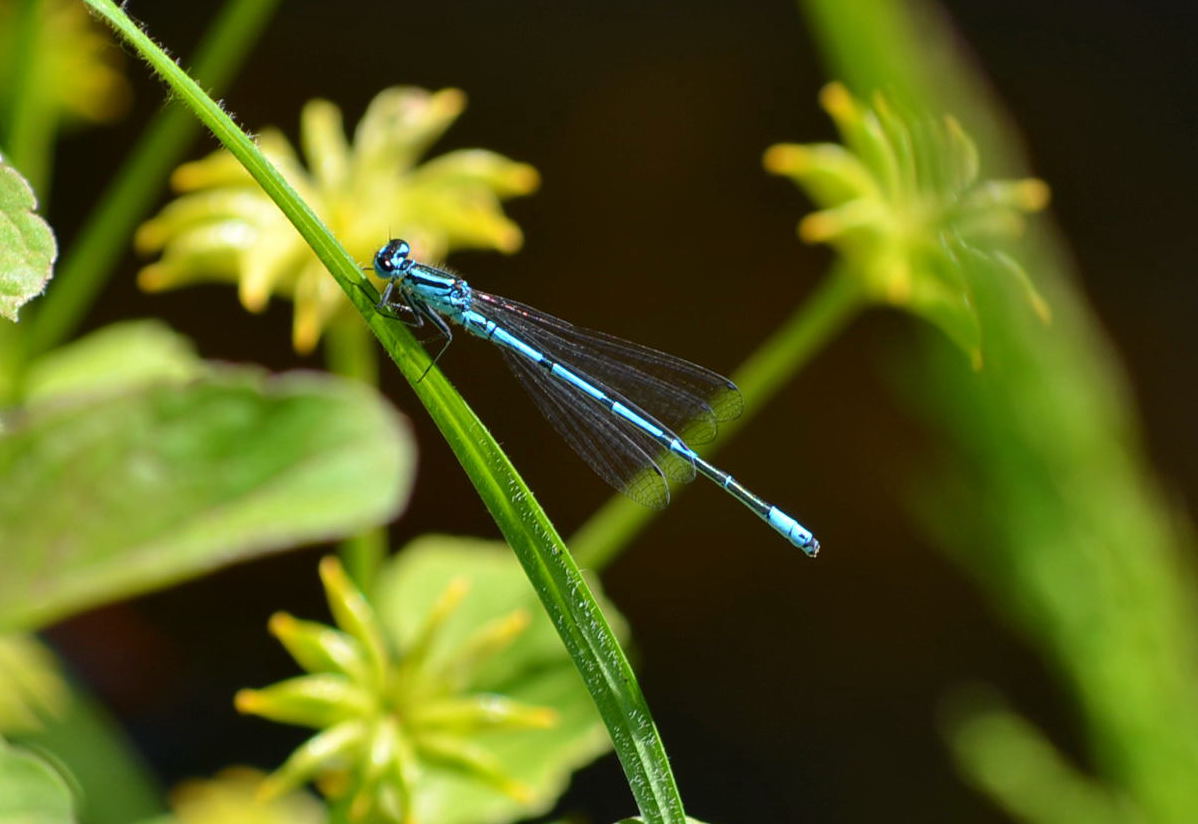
[325,316,387,589]
[82,2,686,820]
[20,0,281,367]
[573,268,864,569]
[1,0,54,199]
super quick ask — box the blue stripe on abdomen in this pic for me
[550,363,607,402]
[611,402,664,438]
[491,326,545,363]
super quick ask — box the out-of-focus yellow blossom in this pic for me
[136,87,538,353]
[0,0,131,124]
[171,767,326,824]
[766,83,1049,366]
[0,634,68,734]
[235,557,556,823]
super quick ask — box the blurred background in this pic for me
[35,0,1198,821]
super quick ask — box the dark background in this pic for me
[45,1,1198,821]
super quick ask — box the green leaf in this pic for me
[944,691,1133,824]
[0,739,76,824]
[0,356,414,631]
[0,160,56,322]
[23,320,203,403]
[376,537,623,824]
[14,688,164,824]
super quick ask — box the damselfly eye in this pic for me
[373,239,412,279]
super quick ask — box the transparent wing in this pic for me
[473,291,742,445]
[499,347,678,509]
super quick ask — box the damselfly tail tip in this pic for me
[767,506,819,557]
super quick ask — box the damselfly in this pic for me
[372,239,819,556]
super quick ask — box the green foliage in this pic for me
[943,691,1137,824]
[0,738,76,824]
[21,0,282,359]
[15,690,162,824]
[922,243,1198,822]
[800,1,1198,822]
[0,0,130,126]
[239,541,621,824]
[0,0,131,196]
[80,2,689,820]
[0,160,56,322]
[0,636,67,735]
[374,537,622,824]
[0,321,414,631]
[13,0,1187,822]
[766,83,1048,367]
[22,320,201,401]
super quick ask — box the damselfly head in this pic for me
[373,239,413,280]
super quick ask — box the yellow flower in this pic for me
[766,83,1049,366]
[236,557,556,823]
[136,87,538,353]
[0,0,131,124]
[171,767,326,824]
[0,634,68,734]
